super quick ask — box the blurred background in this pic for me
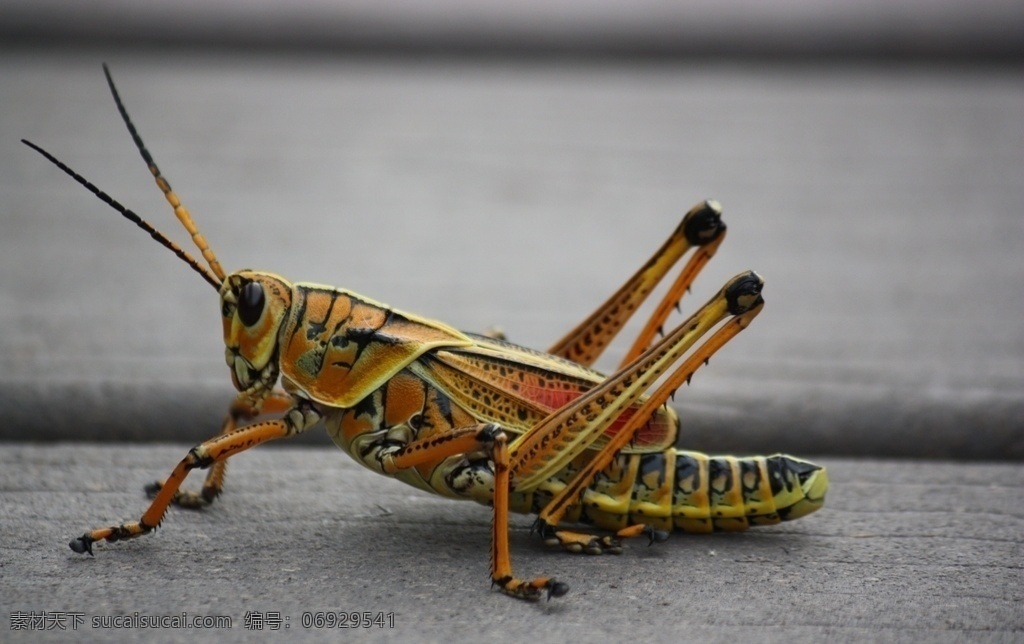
[2,0,1022,459]
[3,0,1023,59]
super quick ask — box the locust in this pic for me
[24,66,828,601]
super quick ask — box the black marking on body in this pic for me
[637,452,667,494]
[739,458,765,513]
[328,314,388,371]
[766,456,789,496]
[708,458,733,496]
[328,335,354,369]
[674,453,700,493]
[786,457,821,483]
[307,290,339,340]
[739,458,762,493]
[353,390,380,420]
[306,319,327,341]
[434,389,454,426]
[288,290,310,345]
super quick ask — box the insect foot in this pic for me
[642,524,671,546]
[492,575,570,602]
[68,536,94,555]
[69,520,156,555]
[531,518,668,555]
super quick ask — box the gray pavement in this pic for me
[2,444,1021,642]
[1,49,1023,642]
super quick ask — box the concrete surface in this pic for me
[1,444,1021,642]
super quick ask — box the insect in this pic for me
[25,66,828,601]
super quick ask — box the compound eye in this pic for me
[238,281,265,327]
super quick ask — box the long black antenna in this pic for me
[22,139,223,291]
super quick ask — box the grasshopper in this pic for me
[25,66,827,601]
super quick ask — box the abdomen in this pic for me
[512,450,828,533]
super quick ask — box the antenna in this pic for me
[103,63,227,282]
[22,139,223,291]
